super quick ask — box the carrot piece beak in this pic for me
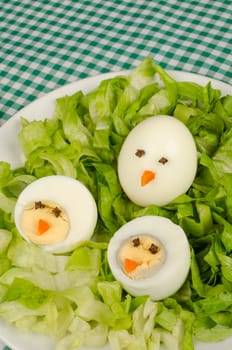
[141,170,156,186]
[38,219,50,235]
[124,258,140,273]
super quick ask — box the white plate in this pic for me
[0,70,231,350]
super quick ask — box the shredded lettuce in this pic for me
[1,57,232,349]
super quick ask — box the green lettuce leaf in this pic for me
[1,278,54,309]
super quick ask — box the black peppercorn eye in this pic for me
[158,157,168,165]
[52,206,62,217]
[34,201,45,209]
[135,149,145,157]
[132,237,140,247]
[149,243,159,254]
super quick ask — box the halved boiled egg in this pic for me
[14,175,98,253]
[118,115,197,207]
[107,215,191,301]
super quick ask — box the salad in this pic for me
[1,57,232,350]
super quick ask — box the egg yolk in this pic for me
[20,200,69,245]
[118,235,165,280]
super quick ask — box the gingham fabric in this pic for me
[1,345,11,350]
[1,0,232,124]
[0,0,232,349]
[0,342,10,350]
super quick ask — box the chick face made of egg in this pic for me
[107,215,191,301]
[20,200,69,245]
[118,234,165,280]
[117,115,197,207]
[14,175,98,254]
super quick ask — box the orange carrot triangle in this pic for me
[38,219,50,235]
[124,258,140,273]
[141,170,156,186]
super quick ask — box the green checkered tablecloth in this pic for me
[1,0,232,124]
[0,1,232,349]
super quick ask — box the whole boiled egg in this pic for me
[118,115,197,207]
[14,175,98,254]
[107,215,191,301]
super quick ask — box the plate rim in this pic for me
[0,69,232,350]
[2,69,232,127]
[1,69,231,169]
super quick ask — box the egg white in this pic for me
[107,215,191,301]
[118,115,197,207]
[14,175,98,253]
